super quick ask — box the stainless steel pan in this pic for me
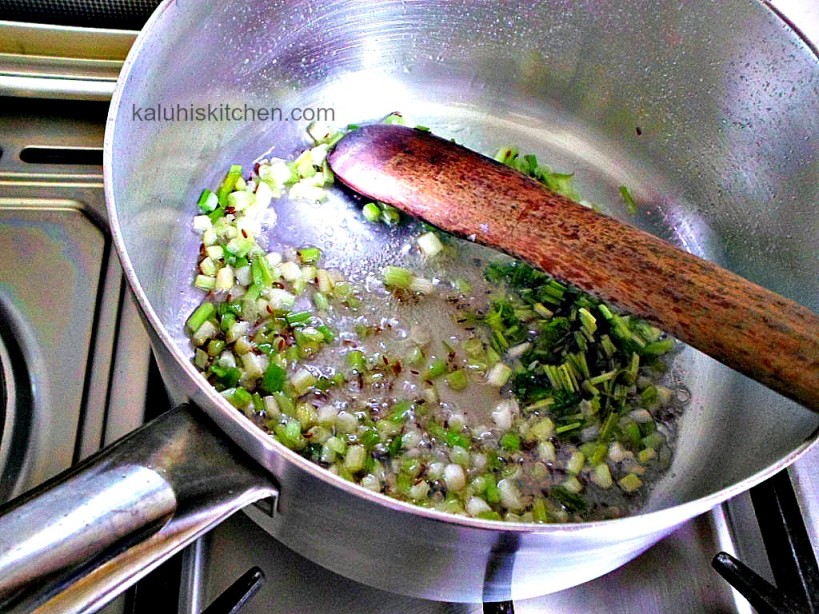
[0,0,817,611]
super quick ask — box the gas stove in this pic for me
[0,6,816,613]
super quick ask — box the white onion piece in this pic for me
[192,215,212,233]
[191,320,217,346]
[443,464,466,492]
[497,479,524,511]
[240,352,268,379]
[466,497,493,517]
[537,441,556,463]
[408,324,432,347]
[608,442,631,463]
[408,480,430,501]
[263,395,280,419]
[317,404,339,426]
[492,399,517,431]
[591,463,614,489]
[427,462,446,480]
[402,430,422,450]
[486,363,512,387]
[507,342,531,359]
[215,266,235,291]
[629,409,653,423]
[235,265,252,286]
[217,351,237,369]
[417,231,444,258]
[225,321,250,344]
[361,474,381,492]
[278,261,302,282]
[335,411,358,434]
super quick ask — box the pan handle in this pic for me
[0,404,278,613]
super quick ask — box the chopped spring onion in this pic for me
[278,260,302,282]
[443,463,466,491]
[417,231,444,257]
[492,399,516,431]
[619,185,638,216]
[291,368,318,396]
[261,363,286,394]
[298,246,322,264]
[194,274,216,291]
[382,266,414,290]
[186,124,682,526]
[216,164,243,207]
[618,473,643,493]
[362,202,381,222]
[215,266,234,291]
[445,369,469,391]
[186,302,215,332]
[380,204,401,225]
[486,362,512,387]
[227,190,254,212]
[499,432,521,451]
[566,451,585,475]
[267,289,296,312]
[198,188,219,213]
[409,276,435,295]
[192,215,212,233]
[344,445,366,473]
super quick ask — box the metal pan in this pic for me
[0,0,817,611]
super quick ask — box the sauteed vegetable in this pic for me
[185,118,682,522]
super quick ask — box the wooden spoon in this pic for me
[327,124,819,411]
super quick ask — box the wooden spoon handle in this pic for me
[328,124,819,411]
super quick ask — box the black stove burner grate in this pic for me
[714,470,819,614]
[0,0,162,30]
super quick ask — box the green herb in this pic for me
[500,432,521,451]
[552,485,587,512]
[186,302,215,332]
[197,188,219,213]
[298,246,322,264]
[261,363,287,394]
[619,185,638,215]
[445,369,469,391]
[216,164,243,207]
[382,266,414,290]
